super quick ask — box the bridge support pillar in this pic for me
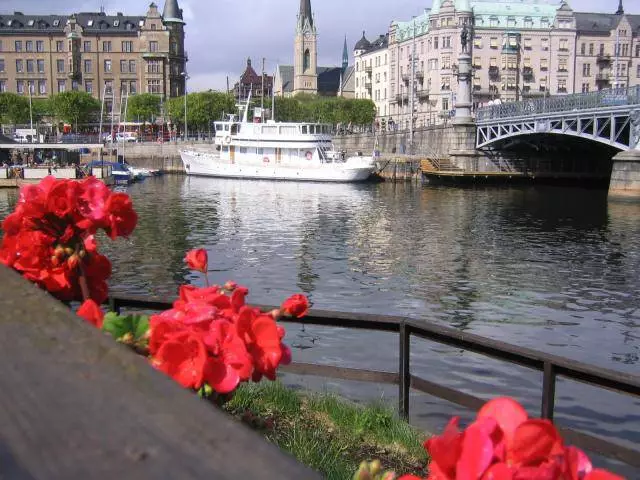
[449,121,479,170]
[609,150,640,199]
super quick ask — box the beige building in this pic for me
[0,0,186,108]
[354,0,639,130]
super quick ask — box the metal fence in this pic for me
[476,86,640,122]
[109,295,640,469]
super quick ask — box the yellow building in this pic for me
[0,0,186,105]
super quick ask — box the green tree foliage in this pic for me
[272,95,376,125]
[0,93,30,124]
[166,91,235,131]
[48,91,100,125]
[126,93,162,123]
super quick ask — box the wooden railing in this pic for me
[109,295,640,469]
[0,268,319,480]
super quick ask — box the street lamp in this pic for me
[181,72,189,141]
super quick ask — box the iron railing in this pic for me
[476,86,640,122]
[108,295,640,469]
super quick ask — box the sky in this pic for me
[0,0,625,91]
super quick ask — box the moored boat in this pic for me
[180,95,376,183]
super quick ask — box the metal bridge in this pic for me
[475,86,640,151]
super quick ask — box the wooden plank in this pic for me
[0,268,319,480]
[281,363,398,385]
[558,428,640,468]
[410,375,486,411]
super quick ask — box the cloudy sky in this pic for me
[1,0,623,90]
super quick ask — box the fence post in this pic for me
[541,361,556,420]
[108,296,120,315]
[399,322,410,420]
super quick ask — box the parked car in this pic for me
[116,132,138,143]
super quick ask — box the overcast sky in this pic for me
[0,0,625,90]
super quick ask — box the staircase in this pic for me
[420,157,464,173]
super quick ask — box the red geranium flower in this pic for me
[280,293,310,318]
[77,299,105,328]
[184,248,208,273]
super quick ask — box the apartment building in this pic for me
[353,33,389,117]
[353,0,639,129]
[0,0,186,106]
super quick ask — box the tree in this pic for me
[0,93,30,124]
[167,91,235,132]
[48,91,101,127]
[126,93,161,123]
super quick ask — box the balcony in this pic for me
[596,54,611,65]
[394,93,408,103]
[488,66,500,80]
[557,67,568,73]
[417,89,429,100]
[364,78,372,90]
[522,66,534,81]
[595,73,610,83]
[557,87,567,93]
[402,73,410,83]
[522,89,546,98]
[365,65,372,75]
[416,70,424,81]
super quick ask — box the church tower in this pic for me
[293,0,318,95]
[162,0,187,98]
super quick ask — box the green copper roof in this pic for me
[393,9,430,41]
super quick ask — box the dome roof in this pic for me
[354,31,371,51]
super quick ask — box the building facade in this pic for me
[274,0,353,97]
[0,0,186,107]
[233,58,273,101]
[353,0,639,130]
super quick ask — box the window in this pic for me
[36,40,44,53]
[541,38,549,51]
[581,83,589,93]
[84,41,92,52]
[120,59,128,73]
[129,60,136,73]
[53,19,60,27]
[170,41,177,54]
[473,36,482,49]
[490,16,498,28]
[580,43,585,55]
[56,59,64,73]
[490,37,498,49]
[441,76,450,91]
[102,41,112,52]
[523,38,532,50]
[434,37,438,50]
[15,41,23,52]
[84,59,92,73]
[57,80,66,93]
[558,58,568,72]
[622,44,629,56]
[17,80,24,95]
[541,58,548,71]
[38,80,46,95]
[473,56,481,67]
[120,81,128,94]
[442,97,449,111]
[0,80,5,93]
[130,81,137,94]
[0,59,4,73]
[0,41,2,52]
[442,56,451,69]
[122,41,133,53]
[636,44,640,57]
[26,41,33,52]
[85,81,93,94]
[559,20,571,29]
[583,63,590,76]
[105,80,113,95]
[541,17,549,28]
[559,39,568,51]
[147,79,161,93]
[113,20,120,27]
[524,17,533,28]
[637,64,640,78]
[558,78,567,93]
[507,17,516,28]
[149,41,158,52]
[26,60,34,73]
[104,60,112,73]
[16,59,23,73]
[599,43,604,55]
[37,59,44,73]
[56,41,64,52]
[148,59,161,73]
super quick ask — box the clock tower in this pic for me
[293,0,318,95]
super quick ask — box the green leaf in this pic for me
[102,313,150,341]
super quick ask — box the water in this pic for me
[1,175,638,475]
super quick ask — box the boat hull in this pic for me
[180,151,375,183]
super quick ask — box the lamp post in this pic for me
[181,72,189,141]
[28,82,34,142]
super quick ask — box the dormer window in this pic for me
[53,19,59,26]
[113,20,120,27]
[125,22,133,30]
[28,20,34,26]
[139,20,145,27]
[541,17,549,28]
[87,20,94,27]
[490,16,499,28]
[7,20,12,26]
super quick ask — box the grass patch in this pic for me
[224,381,429,479]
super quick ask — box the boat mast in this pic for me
[261,57,265,123]
[241,87,252,123]
[272,68,276,121]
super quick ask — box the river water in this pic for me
[1,175,638,475]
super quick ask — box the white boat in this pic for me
[180,93,376,183]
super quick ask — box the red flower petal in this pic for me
[477,397,528,450]
[510,419,563,467]
[184,248,208,273]
[204,358,240,394]
[77,299,104,328]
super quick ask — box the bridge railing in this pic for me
[476,86,640,122]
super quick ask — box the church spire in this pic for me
[299,0,313,28]
[616,0,624,15]
[162,0,184,22]
[342,35,349,72]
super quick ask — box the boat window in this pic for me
[231,124,239,135]
[262,126,277,135]
[215,124,223,131]
[239,147,247,154]
[280,126,297,135]
[224,124,230,131]
[222,146,229,152]
[302,125,308,134]
[257,148,264,155]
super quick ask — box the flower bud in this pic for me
[78,249,86,259]
[54,246,66,258]
[67,254,79,269]
[120,332,134,344]
[223,281,237,291]
[64,247,75,256]
[369,460,381,476]
[269,309,281,319]
[51,256,60,266]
